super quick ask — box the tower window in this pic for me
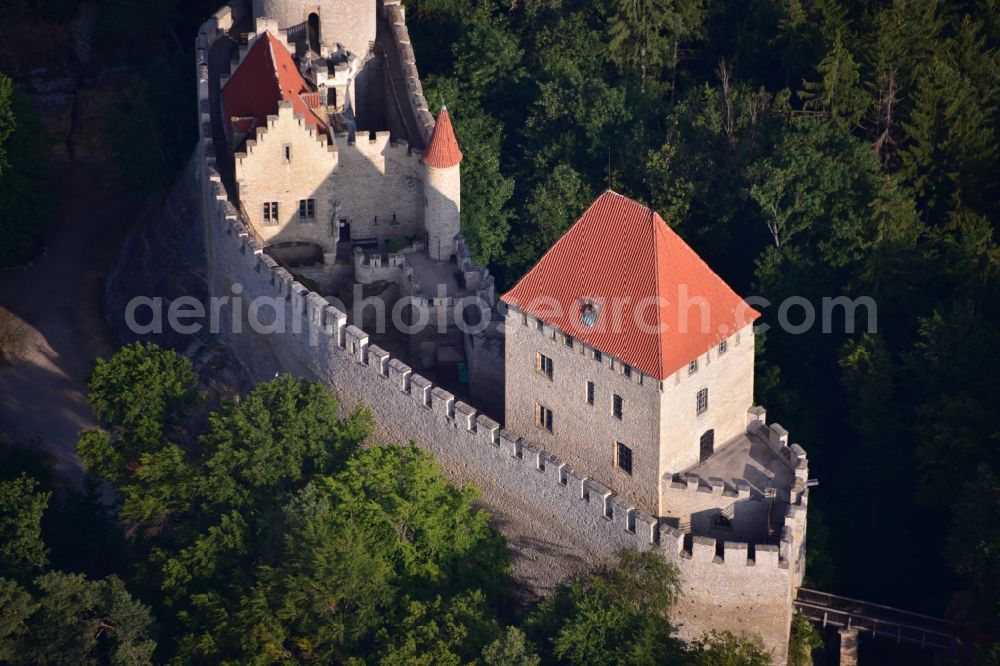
[696,388,708,415]
[298,198,315,220]
[283,144,292,163]
[615,442,633,475]
[593,349,602,363]
[719,340,728,355]
[689,359,698,375]
[535,403,554,432]
[535,318,544,333]
[536,353,553,380]
[263,201,279,224]
[613,394,623,420]
[622,364,632,379]
[564,334,574,349]
[586,381,595,405]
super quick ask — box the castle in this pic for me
[194,0,809,661]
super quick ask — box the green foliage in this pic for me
[788,613,822,666]
[85,341,199,458]
[0,73,51,268]
[482,626,541,666]
[199,375,365,511]
[799,31,869,131]
[506,163,591,276]
[423,76,513,265]
[0,475,49,582]
[524,550,684,665]
[899,55,998,224]
[751,120,877,264]
[687,631,772,665]
[80,342,200,513]
[605,0,705,85]
[108,55,196,190]
[0,573,155,665]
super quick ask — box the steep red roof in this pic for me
[421,107,463,168]
[501,191,760,380]
[222,31,326,141]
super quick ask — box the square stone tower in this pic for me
[501,191,760,516]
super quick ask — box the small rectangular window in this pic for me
[593,349,602,363]
[283,144,292,163]
[622,364,631,379]
[688,359,698,375]
[263,201,279,224]
[521,312,528,326]
[535,318,544,332]
[586,381,595,406]
[615,442,633,475]
[565,334,574,349]
[298,198,315,220]
[696,388,708,415]
[536,353,554,380]
[535,403,554,432]
[719,340,728,355]
[613,394,623,420]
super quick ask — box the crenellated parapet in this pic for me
[382,0,433,147]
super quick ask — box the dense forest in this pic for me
[0,0,997,662]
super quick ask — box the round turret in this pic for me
[252,0,375,59]
[422,107,462,261]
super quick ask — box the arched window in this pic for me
[699,429,714,462]
[307,13,321,54]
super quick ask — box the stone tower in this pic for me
[422,107,462,261]
[252,0,376,59]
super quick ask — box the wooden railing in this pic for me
[794,588,955,651]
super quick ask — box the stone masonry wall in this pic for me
[234,102,339,253]
[660,473,775,544]
[657,324,756,486]
[252,0,376,59]
[504,307,663,517]
[196,5,804,662]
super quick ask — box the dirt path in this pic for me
[0,164,142,486]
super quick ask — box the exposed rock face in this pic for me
[103,155,208,348]
[24,66,132,162]
[3,3,131,163]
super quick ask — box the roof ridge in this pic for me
[649,208,666,378]
[264,32,283,101]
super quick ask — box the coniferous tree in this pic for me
[800,31,869,132]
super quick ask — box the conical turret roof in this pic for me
[422,106,463,168]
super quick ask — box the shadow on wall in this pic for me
[690,498,772,544]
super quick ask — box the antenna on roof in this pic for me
[607,146,612,190]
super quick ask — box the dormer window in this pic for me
[581,301,598,327]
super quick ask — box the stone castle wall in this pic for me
[657,324,756,485]
[195,4,805,661]
[252,0,376,59]
[504,308,664,517]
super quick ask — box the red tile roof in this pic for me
[222,32,326,142]
[421,107,463,168]
[501,191,760,380]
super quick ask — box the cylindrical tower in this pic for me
[252,0,375,59]
[422,107,462,262]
